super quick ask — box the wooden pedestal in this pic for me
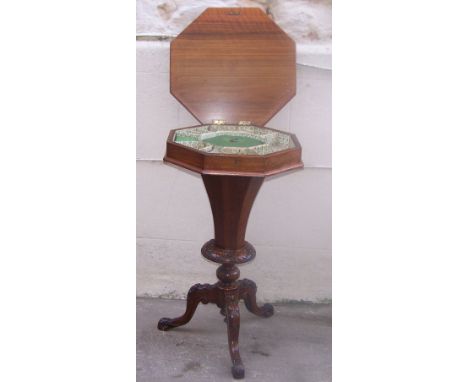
[157,175,273,379]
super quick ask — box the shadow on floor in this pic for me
[137,298,331,382]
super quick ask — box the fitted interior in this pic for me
[174,124,294,155]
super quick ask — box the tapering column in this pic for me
[202,175,263,250]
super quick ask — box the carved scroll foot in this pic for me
[232,364,245,379]
[239,279,274,318]
[224,289,245,379]
[157,283,219,331]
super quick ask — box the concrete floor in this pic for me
[137,298,332,382]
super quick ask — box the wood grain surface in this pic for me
[159,10,301,378]
[170,8,296,126]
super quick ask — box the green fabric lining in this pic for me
[202,134,264,148]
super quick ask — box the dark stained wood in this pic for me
[157,283,221,330]
[158,7,301,380]
[201,239,256,264]
[170,8,296,126]
[224,286,243,378]
[202,175,263,249]
[158,262,274,379]
[158,175,276,379]
[164,127,303,177]
[239,278,274,318]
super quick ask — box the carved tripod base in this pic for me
[158,263,274,379]
[158,175,272,378]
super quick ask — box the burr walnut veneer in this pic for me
[157,8,303,379]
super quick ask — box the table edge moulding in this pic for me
[156,7,304,379]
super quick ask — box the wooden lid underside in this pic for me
[170,8,296,127]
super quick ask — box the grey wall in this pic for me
[136,39,331,302]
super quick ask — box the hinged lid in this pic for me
[170,8,296,127]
